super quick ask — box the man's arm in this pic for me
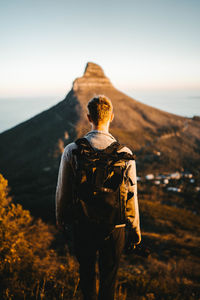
[125,158,141,244]
[55,144,75,228]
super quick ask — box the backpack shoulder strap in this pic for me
[73,138,96,156]
[74,138,136,161]
[103,141,124,154]
[104,142,136,161]
[75,137,94,149]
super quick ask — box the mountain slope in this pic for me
[0,62,199,220]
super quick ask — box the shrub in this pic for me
[0,174,79,299]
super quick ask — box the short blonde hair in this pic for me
[87,95,113,125]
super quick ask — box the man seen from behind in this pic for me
[56,95,141,300]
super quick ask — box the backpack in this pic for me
[72,138,135,232]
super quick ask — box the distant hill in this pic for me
[0,62,199,220]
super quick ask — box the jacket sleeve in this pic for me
[55,145,75,226]
[125,159,141,244]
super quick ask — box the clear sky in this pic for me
[0,0,200,98]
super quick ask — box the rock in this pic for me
[84,62,106,77]
[73,62,112,91]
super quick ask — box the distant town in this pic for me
[137,171,200,194]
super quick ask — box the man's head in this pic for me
[87,95,114,126]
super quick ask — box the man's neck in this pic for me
[91,123,110,133]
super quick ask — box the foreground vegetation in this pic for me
[0,174,200,299]
[0,174,79,299]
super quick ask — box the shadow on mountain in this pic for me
[0,90,81,220]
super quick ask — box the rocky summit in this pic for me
[0,62,199,220]
[73,62,112,91]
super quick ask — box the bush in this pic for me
[0,174,79,299]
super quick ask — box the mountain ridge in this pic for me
[0,62,199,220]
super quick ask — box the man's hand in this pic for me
[125,241,150,257]
[127,228,141,245]
[124,227,142,255]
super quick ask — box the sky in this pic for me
[0,0,200,99]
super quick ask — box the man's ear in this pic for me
[110,112,114,123]
[87,114,92,123]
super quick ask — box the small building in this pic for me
[145,174,154,180]
[153,151,161,156]
[170,172,181,180]
[154,180,160,185]
[163,179,169,184]
[184,173,193,179]
[167,187,181,193]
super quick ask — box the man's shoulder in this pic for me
[62,142,78,159]
[63,140,133,157]
[118,145,133,155]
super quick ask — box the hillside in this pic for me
[0,62,199,220]
[1,173,199,300]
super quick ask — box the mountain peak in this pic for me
[73,62,112,91]
[83,62,106,78]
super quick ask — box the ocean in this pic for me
[0,91,200,134]
[129,90,200,118]
[0,96,62,134]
